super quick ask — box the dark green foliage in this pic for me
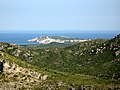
[0,35,120,81]
[27,36,120,80]
[0,34,120,90]
[21,42,74,49]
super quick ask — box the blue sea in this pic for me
[0,31,119,45]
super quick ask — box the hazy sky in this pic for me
[0,0,120,32]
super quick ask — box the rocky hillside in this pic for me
[0,34,120,89]
[0,51,71,90]
[1,51,118,90]
[0,42,34,61]
[0,51,48,89]
[0,35,120,80]
[0,52,120,90]
[25,35,120,80]
[65,35,120,79]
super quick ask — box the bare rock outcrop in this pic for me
[0,59,48,81]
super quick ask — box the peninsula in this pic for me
[28,36,88,44]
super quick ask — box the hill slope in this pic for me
[1,51,118,90]
[0,34,120,89]
[0,35,120,80]
[26,35,120,80]
[0,51,50,89]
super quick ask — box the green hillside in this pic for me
[1,51,118,90]
[0,34,120,89]
[21,42,74,49]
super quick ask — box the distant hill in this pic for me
[21,42,75,49]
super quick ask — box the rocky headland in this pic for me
[28,36,88,44]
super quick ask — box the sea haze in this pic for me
[0,31,119,45]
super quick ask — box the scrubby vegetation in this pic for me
[23,37,120,80]
[21,42,74,49]
[0,34,120,89]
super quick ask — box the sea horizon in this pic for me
[0,30,119,45]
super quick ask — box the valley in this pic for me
[0,34,120,90]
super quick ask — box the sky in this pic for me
[0,0,120,33]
